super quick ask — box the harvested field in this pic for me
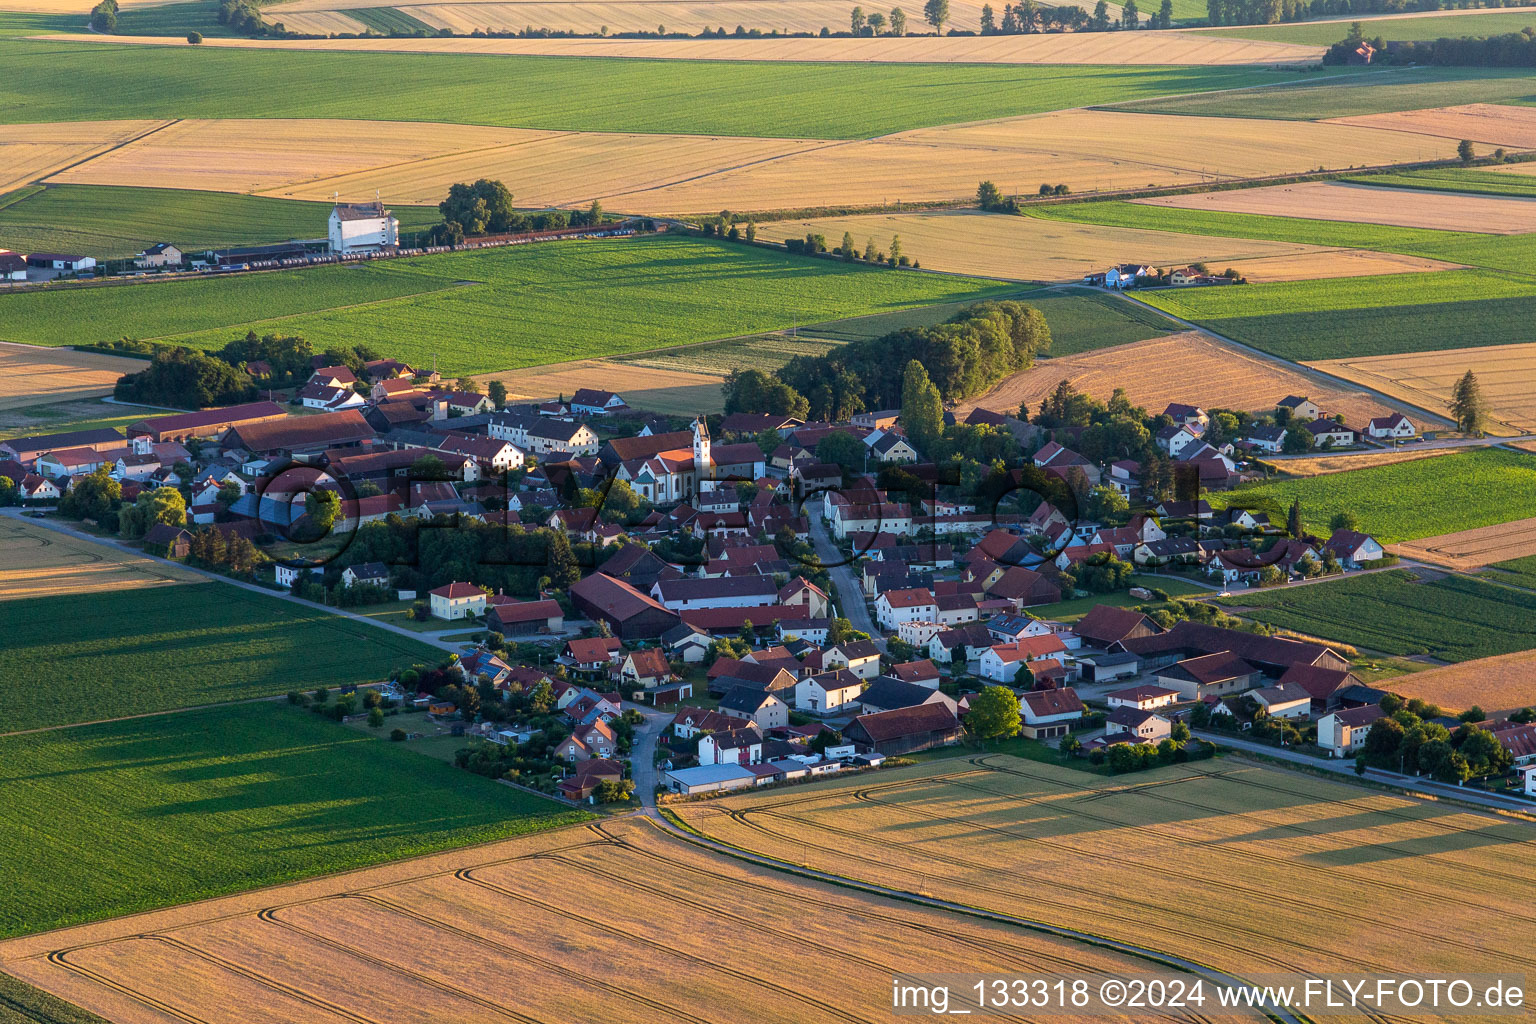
[0,342,144,410]
[954,330,1396,424]
[481,358,727,413]
[0,815,1181,1024]
[1391,516,1536,571]
[0,120,170,194]
[0,518,200,601]
[1310,341,1536,436]
[44,27,1327,61]
[1326,102,1536,149]
[1273,446,1463,477]
[1389,649,1536,715]
[599,109,1459,212]
[265,8,369,31]
[1134,181,1536,235]
[675,756,1536,983]
[756,209,1456,283]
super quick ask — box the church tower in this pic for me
[692,416,713,482]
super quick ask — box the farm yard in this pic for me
[1135,269,1536,362]
[1215,569,1536,662]
[0,704,590,939]
[0,814,1182,1023]
[1310,341,1536,435]
[45,29,1332,63]
[1132,180,1536,234]
[754,209,1454,284]
[0,582,441,732]
[953,331,1395,424]
[0,342,144,410]
[1213,447,1536,543]
[1391,517,1536,572]
[0,235,1009,376]
[1390,649,1536,716]
[0,183,440,260]
[0,518,202,602]
[673,756,1536,979]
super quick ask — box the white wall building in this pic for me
[329,200,400,254]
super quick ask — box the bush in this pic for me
[367,707,385,728]
[390,728,407,741]
[187,31,203,42]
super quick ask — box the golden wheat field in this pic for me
[1135,180,1536,234]
[0,519,202,601]
[0,343,146,411]
[1389,516,1536,571]
[35,29,1325,62]
[268,8,371,31]
[1310,341,1536,435]
[1327,102,1536,149]
[956,330,1396,423]
[675,756,1536,985]
[1387,649,1536,715]
[597,110,1462,212]
[1272,446,1463,477]
[756,209,1457,282]
[0,121,171,195]
[481,359,727,413]
[0,817,1206,1024]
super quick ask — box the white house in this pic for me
[1245,425,1286,454]
[1324,529,1385,569]
[698,724,763,766]
[274,563,322,588]
[1365,413,1417,441]
[1104,684,1180,711]
[897,620,945,648]
[795,670,865,714]
[977,636,1068,683]
[0,251,26,281]
[429,581,487,620]
[329,200,399,254]
[1250,682,1312,720]
[568,389,629,416]
[875,587,938,632]
[1020,687,1084,739]
[1317,705,1386,757]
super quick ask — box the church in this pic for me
[606,418,765,505]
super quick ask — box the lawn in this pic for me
[1213,447,1536,543]
[1108,65,1536,120]
[0,39,1307,138]
[1215,569,1536,661]
[1208,9,1536,44]
[1134,269,1536,361]
[802,285,1175,355]
[0,582,441,732]
[0,184,440,260]
[0,703,590,938]
[0,235,1014,376]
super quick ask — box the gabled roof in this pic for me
[858,676,938,712]
[1074,604,1159,646]
[571,571,673,624]
[846,703,959,742]
[1023,688,1085,717]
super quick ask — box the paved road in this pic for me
[1,509,462,653]
[625,700,673,806]
[1194,731,1536,813]
[807,510,886,652]
[638,802,1310,1024]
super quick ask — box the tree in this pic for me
[545,530,581,588]
[1458,138,1475,164]
[851,5,865,31]
[1121,0,1138,27]
[867,10,886,31]
[1091,0,1110,29]
[816,431,866,472]
[57,466,121,522]
[923,0,948,29]
[305,489,340,533]
[1286,498,1302,539]
[486,380,507,410]
[1361,715,1405,767]
[889,6,906,32]
[1084,485,1129,525]
[0,475,15,507]
[1450,370,1487,434]
[979,2,995,31]
[976,180,1003,210]
[1012,662,1035,690]
[367,707,385,728]
[840,230,857,260]
[1329,511,1359,533]
[900,360,943,456]
[187,30,203,42]
[1157,0,1172,26]
[966,686,1021,741]
[1281,426,1313,454]
[118,487,186,540]
[722,368,809,418]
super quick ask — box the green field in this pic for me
[0,235,1013,375]
[1347,166,1536,198]
[0,582,442,732]
[0,40,1316,138]
[0,703,590,938]
[802,284,1176,355]
[1024,574,1211,621]
[1109,66,1536,120]
[1209,9,1536,44]
[1217,569,1536,661]
[345,5,437,31]
[1214,447,1536,543]
[1482,552,1536,589]
[0,973,108,1024]
[1135,269,1536,360]
[0,184,440,260]
[0,401,153,440]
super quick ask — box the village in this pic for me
[6,347,1534,811]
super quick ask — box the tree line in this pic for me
[1210,0,1513,28]
[1326,25,1536,64]
[114,334,382,408]
[426,179,603,245]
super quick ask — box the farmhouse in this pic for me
[842,704,962,755]
[978,635,1069,683]
[1073,605,1163,649]
[718,687,790,730]
[341,562,390,588]
[570,571,679,640]
[1317,705,1386,757]
[27,252,96,273]
[1250,682,1313,719]
[1157,651,1262,700]
[128,402,288,443]
[133,242,183,269]
[618,648,672,689]
[569,389,630,416]
[1324,529,1384,569]
[875,587,939,631]
[1104,706,1172,744]
[329,200,399,254]
[1365,413,1418,440]
[1105,684,1180,711]
[429,582,487,620]
[855,676,957,716]
[795,670,865,714]
[0,251,25,280]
